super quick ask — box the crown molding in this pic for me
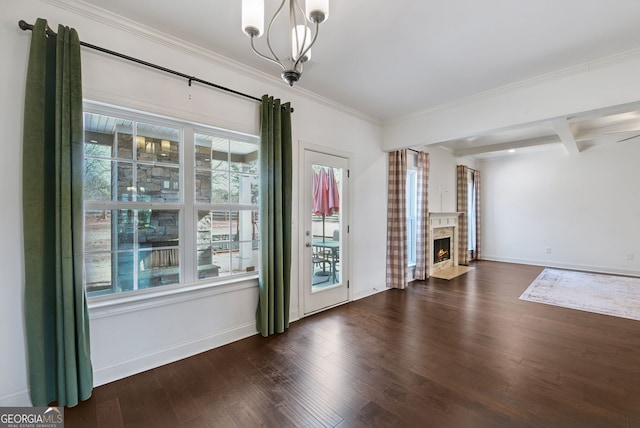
[384,46,640,128]
[41,0,380,126]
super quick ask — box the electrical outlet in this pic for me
[627,253,634,261]
[545,247,552,254]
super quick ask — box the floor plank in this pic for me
[65,261,640,426]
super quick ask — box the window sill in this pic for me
[88,274,259,319]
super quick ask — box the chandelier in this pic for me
[242,0,329,86]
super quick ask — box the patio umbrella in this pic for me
[312,167,340,242]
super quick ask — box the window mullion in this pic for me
[183,126,195,284]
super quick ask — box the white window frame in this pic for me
[83,101,260,305]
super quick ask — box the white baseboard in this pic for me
[289,308,300,323]
[0,389,31,407]
[5,309,301,404]
[481,255,640,278]
[93,321,258,387]
[353,284,388,301]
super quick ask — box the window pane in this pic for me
[139,249,180,288]
[116,209,135,250]
[230,140,258,173]
[117,125,133,159]
[84,159,112,201]
[196,210,216,279]
[230,173,259,205]
[138,210,180,249]
[228,210,258,274]
[116,162,134,201]
[85,210,111,252]
[198,211,231,278]
[116,252,134,293]
[210,137,229,171]
[85,253,111,295]
[195,172,212,204]
[212,248,231,278]
[136,164,180,202]
[211,171,229,204]
[195,136,212,169]
[84,133,112,158]
[136,123,180,164]
[233,210,259,241]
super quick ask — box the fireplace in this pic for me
[429,212,461,276]
[433,237,451,264]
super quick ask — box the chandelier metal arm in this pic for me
[293,21,319,71]
[264,0,287,68]
[250,35,286,71]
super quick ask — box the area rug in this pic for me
[519,268,640,321]
[431,266,474,280]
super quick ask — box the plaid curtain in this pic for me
[456,165,469,265]
[386,150,408,289]
[414,152,430,280]
[474,170,481,260]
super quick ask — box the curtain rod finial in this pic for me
[19,20,32,31]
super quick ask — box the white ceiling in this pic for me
[78,0,640,157]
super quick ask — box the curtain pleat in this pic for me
[386,150,408,289]
[456,165,469,265]
[414,152,430,280]
[23,18,93,407]
[256,95,292,336]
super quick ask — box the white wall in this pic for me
[383,49,640,151]
[1,0,386,405]
[480,145,640,275]
[405,146,460,214]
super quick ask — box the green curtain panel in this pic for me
[256,95,293,337]
[22,18,93,407]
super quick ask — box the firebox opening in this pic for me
[434,237,451,264]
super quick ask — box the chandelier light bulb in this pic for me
[292,25,312,62]
[306,0,329,23]
[242,0,264,37]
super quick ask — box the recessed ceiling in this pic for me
[77,0,640,156]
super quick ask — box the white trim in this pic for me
[353,284,388,301]
[93,321,259,387]
[43,0,380,125]
[480,255,640,278]
[89,277,258,319]
[384,47,640,128]
[0,389,31,407]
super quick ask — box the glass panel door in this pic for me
[303,149,348,314]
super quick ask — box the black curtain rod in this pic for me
[18,19,291,109]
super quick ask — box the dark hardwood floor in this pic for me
[65,261,640,427]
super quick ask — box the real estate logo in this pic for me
[0,407,63,428]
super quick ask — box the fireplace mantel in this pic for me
[429,212,462,275]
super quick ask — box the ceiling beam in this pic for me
[553,119,580,156]
[452,135,560,157]
[574,121,640,141]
